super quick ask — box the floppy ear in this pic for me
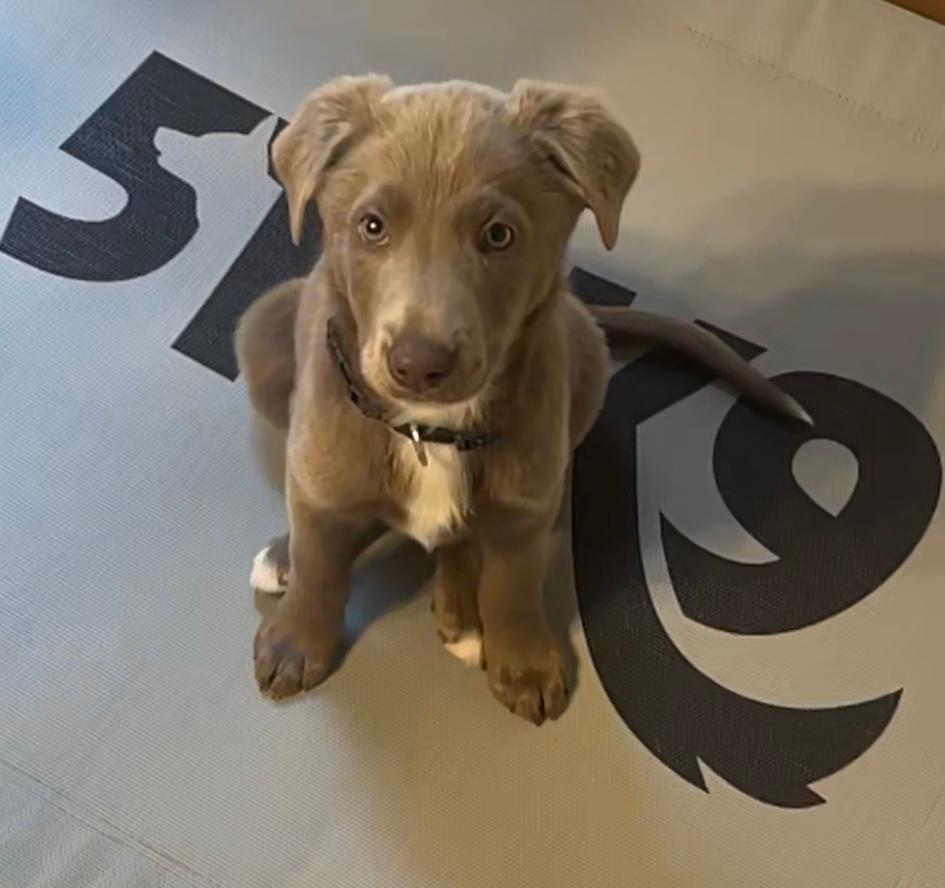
[506,80,640,249]
[272,74,392,244]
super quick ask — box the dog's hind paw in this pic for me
[443,631,484,668]
[250,540,289,594]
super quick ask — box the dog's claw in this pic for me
[485,640,569,725]
[253,615,338,700]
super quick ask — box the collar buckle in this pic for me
[409,424,429,467]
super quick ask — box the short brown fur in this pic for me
[237,76,804,724]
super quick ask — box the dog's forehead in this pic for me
[364,83,526,193]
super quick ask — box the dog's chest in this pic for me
[393,439,469,551]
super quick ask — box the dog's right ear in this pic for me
[273,74,392,244]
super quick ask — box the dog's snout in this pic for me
[387,334,456,393]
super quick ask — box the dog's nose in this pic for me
[387,334,456,393]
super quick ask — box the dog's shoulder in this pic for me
[561,292,609,447]
[477,296,572,516]
[287,270,392,511]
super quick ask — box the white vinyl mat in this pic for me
[2,1,945,886]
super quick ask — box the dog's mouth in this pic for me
[378,377,483,408]
[387,385,488,422]
[328,317,487,417]
[368,343,488,410]
[326,318,496,453]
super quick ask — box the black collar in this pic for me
[325,318,498,465]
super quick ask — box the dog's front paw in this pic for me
[484,636,569,725]
[253,613,340,700]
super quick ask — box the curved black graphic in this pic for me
[573,338,938,807]
[663,372,942,634]
[0,52,269,281]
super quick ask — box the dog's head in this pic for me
[274,75,639,409]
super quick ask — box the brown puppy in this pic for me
[236,76,807,724]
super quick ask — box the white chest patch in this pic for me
[395,439,469,551]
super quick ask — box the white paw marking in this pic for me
[250,546,285,594]
[444,631,483,668]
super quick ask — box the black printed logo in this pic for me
[0,52,318,379]
[3,53,941,808]
[569,270,942,807]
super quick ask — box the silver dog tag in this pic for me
[409,424,428,467]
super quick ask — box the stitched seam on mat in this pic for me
[0,755,228,888]
[890,777,945,888]
[680,22,944,154]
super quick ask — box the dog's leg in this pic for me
[433,539,483,667]
[253,481,372,700]
[478,526,567,725]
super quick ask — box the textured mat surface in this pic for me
[2,1,945,886]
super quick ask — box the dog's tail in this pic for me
[588,305,812,425]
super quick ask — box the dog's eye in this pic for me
[358,213,388,244]
[480,222,515,253]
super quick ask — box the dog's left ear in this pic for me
[507,80,640,249]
